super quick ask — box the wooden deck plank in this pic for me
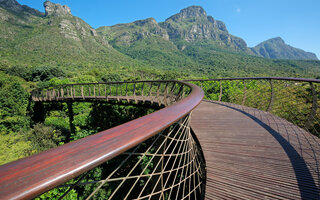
[191,101,320,199]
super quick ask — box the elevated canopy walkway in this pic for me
[0,78,319,199]
[191,101,320,199]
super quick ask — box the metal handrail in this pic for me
[0,81,204,200]
[185,77,320,137]
[184,77,320,83]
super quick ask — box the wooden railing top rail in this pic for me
[35,80,182,89]
[184,77,320,83]
[0,81,203,200]
[34,77,320,91]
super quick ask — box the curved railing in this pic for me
[31,80,190,107]
[1,77,319,199]
[186,77,320,137]
[0,81,205,199]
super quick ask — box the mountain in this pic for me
[159,6,251,53]
[97,6,252,53]
[96,5,320,77]
[97,17,169,46]
[0,0,41,15]
[251,37,318,60]
[96,17,200,70]
[96,6,256,72]
[0,1,319,78]
[0,0,143,69]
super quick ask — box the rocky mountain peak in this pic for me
[159,5,250,52]
[0,0,23,12]
[134,17,157,26]
[44,1,71,17]
[0,0,42,16]
[167,5,207,22]
[268,37,285,44]
[251,37,318,60]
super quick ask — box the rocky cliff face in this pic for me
[251,37,318,60]
[97,17,169,46]
[1,0,318,67]
[41,1,102,44]
[0,0,135,67]
[44,1,71,17]
[167,5,207,21]
[0,0,23,12]
[158,6,250,52]
[0,0,42,16]
[97,5,251,53]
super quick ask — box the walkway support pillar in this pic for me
[31,101,46,125]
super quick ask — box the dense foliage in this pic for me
[1,1,320,199]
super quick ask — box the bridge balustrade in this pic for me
[0,81,205,200]
[186,77,320,137]
[1,77,319,199]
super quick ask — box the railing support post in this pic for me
[266,79,274,112]
[133,83,137,103]
[81,86,84,100]
[163,82,169,106]
[141,82,145,103]
[176,85,184,101]
[218,80,222,102]
[242,80,247,106]
[61,88,64,99]
[156,82,161,105]
[305,82,318,130]
[98,84,101,97]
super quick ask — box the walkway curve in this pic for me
[0,81,204,200]
[0,78,319,199]
[191,100,320,199]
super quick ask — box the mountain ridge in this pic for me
[158,6,251,53]
[0,0,146,69]
[251,37,318,60]
[0,1,319,78]
[97,5,317,60]
[0,0,42,16]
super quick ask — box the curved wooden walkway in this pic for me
[191,101,320,199]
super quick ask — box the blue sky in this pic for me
[19,0,320,58]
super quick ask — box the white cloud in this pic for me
[236,8,241,13]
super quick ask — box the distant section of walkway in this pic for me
[191,101,320,200]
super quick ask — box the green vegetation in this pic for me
[1,0,319,166]
[0,72,30,133]
[0,1,320,198]
[1,2,319,81]
[0,133,31,165]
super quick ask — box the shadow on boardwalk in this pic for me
[191,100,320,199]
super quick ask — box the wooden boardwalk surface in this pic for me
[191,101,320,199]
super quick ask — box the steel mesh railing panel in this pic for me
[34,114,205,200]
[32,81,188,106]
[188,78,320,137]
